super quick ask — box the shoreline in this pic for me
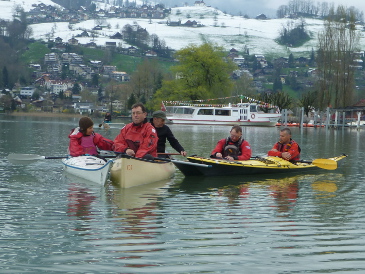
[8,112,84,118]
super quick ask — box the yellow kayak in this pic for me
[172,155,347,176]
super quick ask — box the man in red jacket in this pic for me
[268,128,301,161]
[210,125,252,161]
[113,103,158,159]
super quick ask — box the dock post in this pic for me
[357,111,361,130]
[325,107,330,129]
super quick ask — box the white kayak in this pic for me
[110,155,175,188]
[62,156,113,185]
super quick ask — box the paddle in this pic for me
[297,159,338,170]
[7,153,116,164]
[153,157,212,168]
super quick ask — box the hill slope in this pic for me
[1,2,364,57]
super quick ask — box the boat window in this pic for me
[184,108,194,114]
[197,109,213,115]
[250,105,257,112]
[215,109,231,116]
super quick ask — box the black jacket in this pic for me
[150,119,185,153]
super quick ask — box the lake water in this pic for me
[1,115,365,273]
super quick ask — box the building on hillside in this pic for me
[105,41,117,49]
[20,87,35,97]
[68,37,79,45]
[256,14,267,20]
[233,57,245,66]
[110,71,130,82]
[145,50,157,57]
[73,102,95,114]
[194,1,205,6]
[44,53,58,65]
[103,65,117,76]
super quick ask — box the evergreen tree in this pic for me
[127,93,136,109]
[2,66,9,88]
[273,77,283,92]
[72,83,81,94]
[288,53,295,68]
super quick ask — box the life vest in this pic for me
[276,140,301,161]
[80,134,98,155]
[223,137,244,157]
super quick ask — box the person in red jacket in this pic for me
[210,125,252,161]
[268,128,301,161]
[113,103,158,159]
[68,117,114,157]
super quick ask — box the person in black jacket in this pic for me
[150,110,187,157]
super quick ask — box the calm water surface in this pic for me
[1,115,365,273]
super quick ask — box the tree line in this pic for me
[277,0,364,22]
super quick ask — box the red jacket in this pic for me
[68,128,114,157]
[113,122,158,158]
[211,137,252,160]
[267,139,301,161]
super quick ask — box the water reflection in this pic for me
[178,173,344,216]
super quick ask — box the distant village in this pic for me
[1,0,365,115]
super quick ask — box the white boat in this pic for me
[110,155,175,188]
[165,103,281,126]
[62,156,113,185]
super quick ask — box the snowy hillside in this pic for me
[1,2,365,57]
[0,0,61,21]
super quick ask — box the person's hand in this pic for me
[225,156,234,161]
[270,149,279,152]
[216,153,223,159]
[181,151,187,157]
[125,149,135,156]
[281,152,291,160]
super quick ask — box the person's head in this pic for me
[279,128,292,144]
[131,103,147,125]
[152,110,166,128]
[79,117,94,135]
[230,125,243,142]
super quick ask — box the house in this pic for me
[44,53,58,64]
[105,41,117,49]
[110,32,123,39]
[256,14,268,20]
[127,46,138,54]
[68,37,79,45]
[103,65,117,75]
[54,37,63,44]
[20,87,35,97]
[145,50,157,57]
[73,102,95,114]
[110,71,130,82]
[93,25,103,30]
[194,0,205,6]
[233,57,245,66]
[167,20,181,26]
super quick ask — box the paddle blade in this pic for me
[311,159,338,170]
[7,154,45,164]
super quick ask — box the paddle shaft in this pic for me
[153,157,212,168]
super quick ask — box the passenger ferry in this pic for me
[165,103,281,126]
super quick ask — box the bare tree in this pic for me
[316,5,360,109]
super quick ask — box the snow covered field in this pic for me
[2,1,365,57]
